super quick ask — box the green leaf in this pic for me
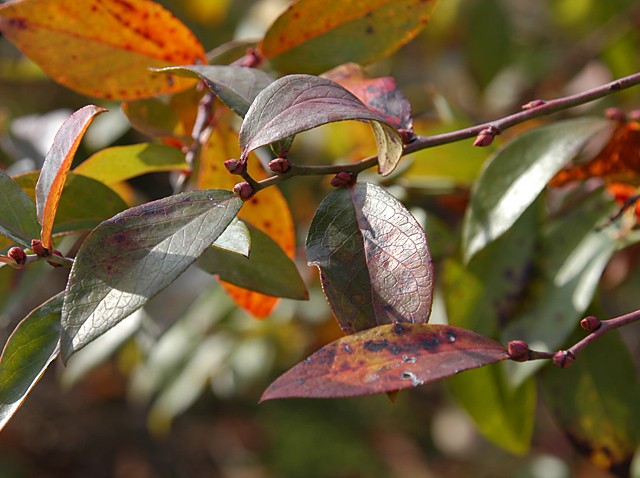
[35,105,106,248]
[306,182,433,334]
[74,143,189,185]
[261,323,509,401]
[198,222,308,300]
[259,0,438,75]
[448,365,536,455]
[61,189,242,361]
[157,65,275,118]
[540,329,640,476]
[0,293,62,432]
[239,75,403,176]
[120,99,188,140]
[462,118,610,261]
[211,218,250,257]
[503,190,616,360]
[0,169,40,248]
[15,172,128,237]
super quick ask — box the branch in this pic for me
[507,310,640,367]
[239,71,640,193]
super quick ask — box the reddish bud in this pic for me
[580,315,601,332]
[521,99,546,110]
[233,181,254,200]
[507,340,530,362]
[269,157,292,174]
[604,107,626,122]
[7,246,27,266]
[473,127,497,147]
[47,250,64,268]
[398,129,416,144]
[31,239,49,257]
[552,350,575,368]
[330,171,357,188]
[238,48,262,68]
[224,159,246,175]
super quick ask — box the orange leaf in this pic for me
[550,120,640,187]
[36,105,106,249]
[198,111,296,318]
[0,0,206,100]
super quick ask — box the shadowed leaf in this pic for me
[157,65,274,118]
[0,293,62,432]
[259,0,438,75]
[239,74,403,176]
[0,0,206,99]
[0,169,40,248]
[463,118,610,262]
[121,99,189,141]
[35,105,106,248]
[261,323,509,400]
[61,189,242,361]
[307,182,433,334]
[74,143,189,185]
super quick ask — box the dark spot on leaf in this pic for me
[393,323,407,335]
[446,330,457,343]
[363,340,388,353]
[341,362,350,371]
[365,25,374,34]
[420,335,441,351]
[8,18,28,30]
[315,346,336,365]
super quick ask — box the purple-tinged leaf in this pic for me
[61,189,242,361]
[239,74,403,176]
[0,293,62,431]
[157,65,274,118]
[307,182,433,334]
[261,323,509,400]
[35,105,106,249]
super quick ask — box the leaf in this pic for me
[551,119,640,187]
[324,63,413,132]
[0,0,206,100]
[307,182,433,334]
[211,218,250,257]
[259,0,438,75]
[462,118,610,262]
[15,172,128,237]
[239,74,403,176]
[0,169,40,248]
[157,65,275,118]
[60,189,242,361]
[198,110,297,317]
[0,293,62,432]
[198,222,308,300]
[74,143,189,185]
[540,329,640,476]
[121,99,189,141]
[35,105,106,248]
[260,323,509,401]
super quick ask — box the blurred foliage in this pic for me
[1,0,640,477]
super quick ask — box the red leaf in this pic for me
[261,323,509,401]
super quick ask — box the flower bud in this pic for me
[269,157,292,174]
[224,159,246,175]
[507,340,530,362]
[7,246,27,266]
[31,239,49,257]
[330,172,357,188]
[580,315,601,332]
[552,350,575,368]
[233,181,254,200]
[473,127,497,147]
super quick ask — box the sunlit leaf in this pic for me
[239,74,403,176]
[261,323,509,400]
[0,293,62,432]
[60,189,242,361]
[462,118,610,262]
[198,222,308,300]
[211,218,250,257]
[74,143,189,185]
[157,65,274,118]
[35,105,106,248]
[259,0,438,74]
[307,182,433,334]
[15,172,128,237]
[198,111,296,317]
[551,120,640,187]
[540,329,640,476]
[324,63,413,132]
[0,169,40,248]
[0,0,206,99]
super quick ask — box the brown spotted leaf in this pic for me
[0,0,206,100]
[258,0,438,75]
[307,182,433,334]
[36,105,106,249]
[261,323,509,400]
[325,63,413,133]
